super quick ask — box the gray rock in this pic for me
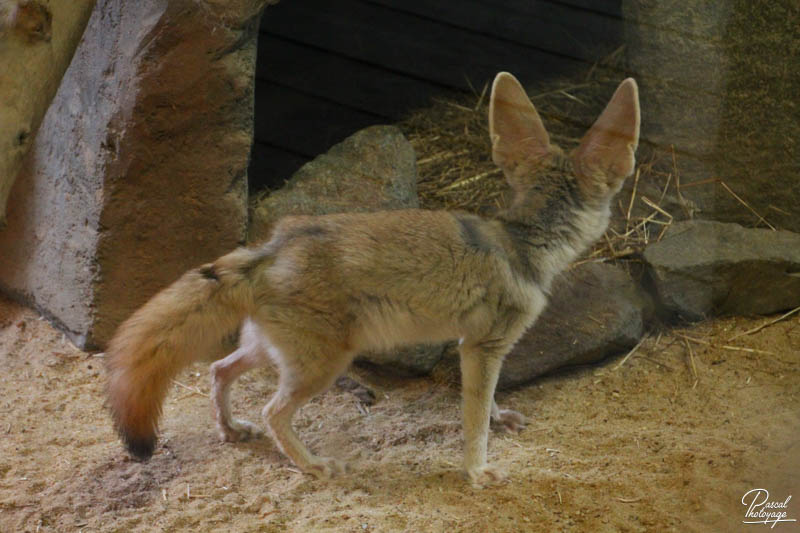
[498,263,651,390]
[249,124,440,375]
[356,344,447,378]
[0,1,272,348]
[643,220,800,321]
[248,125,418,242]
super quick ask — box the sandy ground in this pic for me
[0,294,798,532]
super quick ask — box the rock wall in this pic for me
[0,0,272,348]
[624,0,800,231]
[0,0,97,226]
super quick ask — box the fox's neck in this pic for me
[496,173,611,291]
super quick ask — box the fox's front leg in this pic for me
[459,342,511,487]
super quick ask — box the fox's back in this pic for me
[254,209,543,349]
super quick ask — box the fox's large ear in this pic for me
[489,72,552,188]
[573,78,640,190]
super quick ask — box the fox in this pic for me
[105,72,640,486]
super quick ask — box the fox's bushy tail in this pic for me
[105,247,265,460]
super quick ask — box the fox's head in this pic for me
[489,72,640,208]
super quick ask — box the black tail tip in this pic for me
[123,434,156,461]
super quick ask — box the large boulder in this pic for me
[248,125,419,242]
[0,0,274,348]
[643,220,800,321]
[498,263,651,390]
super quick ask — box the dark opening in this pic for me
[248,0,623,193]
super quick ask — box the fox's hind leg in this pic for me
[210,320,270,442]
[491,400,528,433]
[256,327,355,478]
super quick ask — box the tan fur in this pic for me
[106,72,640,486]
[105,247,262,456]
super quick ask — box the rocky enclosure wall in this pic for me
[0,0,273,348]
[0,0,97,227]
[624,0,799,232]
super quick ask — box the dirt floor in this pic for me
[0,294,798,532]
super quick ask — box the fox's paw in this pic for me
[491,408,528,433]
[218,419,264,443]
[465,465,508,489]
[335,376,376,406]
[305,457,347,480]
